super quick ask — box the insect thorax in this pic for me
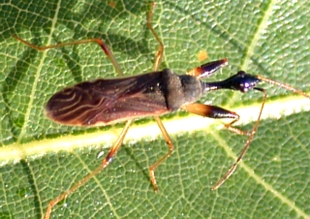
[161,69,203,110]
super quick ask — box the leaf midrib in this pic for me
[1,94,308,165]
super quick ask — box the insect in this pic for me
[14,3,309,219]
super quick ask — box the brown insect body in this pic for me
[45,69,202,126]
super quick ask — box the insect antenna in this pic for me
[256,75,310,99]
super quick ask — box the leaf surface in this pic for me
[1,1,310,218]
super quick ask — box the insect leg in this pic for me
[13,36,123,76]
[183,88,267,190]
[182,103,249,136]
[44,120,132,219]
[187,59,228,78]
[149,116,174,192]
[146,3,173,191]
[146,2,164,71]
[212,88,267,190]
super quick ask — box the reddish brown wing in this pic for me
[45,71,171,126]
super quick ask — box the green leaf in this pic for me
[1,1,310,219]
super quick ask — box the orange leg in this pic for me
[13,36,123,77]
[149,116,174,191]
[44,120,132,219]
[182,103,251,135]
[147,2,176,192]
[147,2,164,71]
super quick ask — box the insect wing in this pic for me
[45,72,169,126]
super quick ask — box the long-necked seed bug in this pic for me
[14,2,310,219]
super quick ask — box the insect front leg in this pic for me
[182,103,250,136]
[187,59,228,78]
[182,96,267,190]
